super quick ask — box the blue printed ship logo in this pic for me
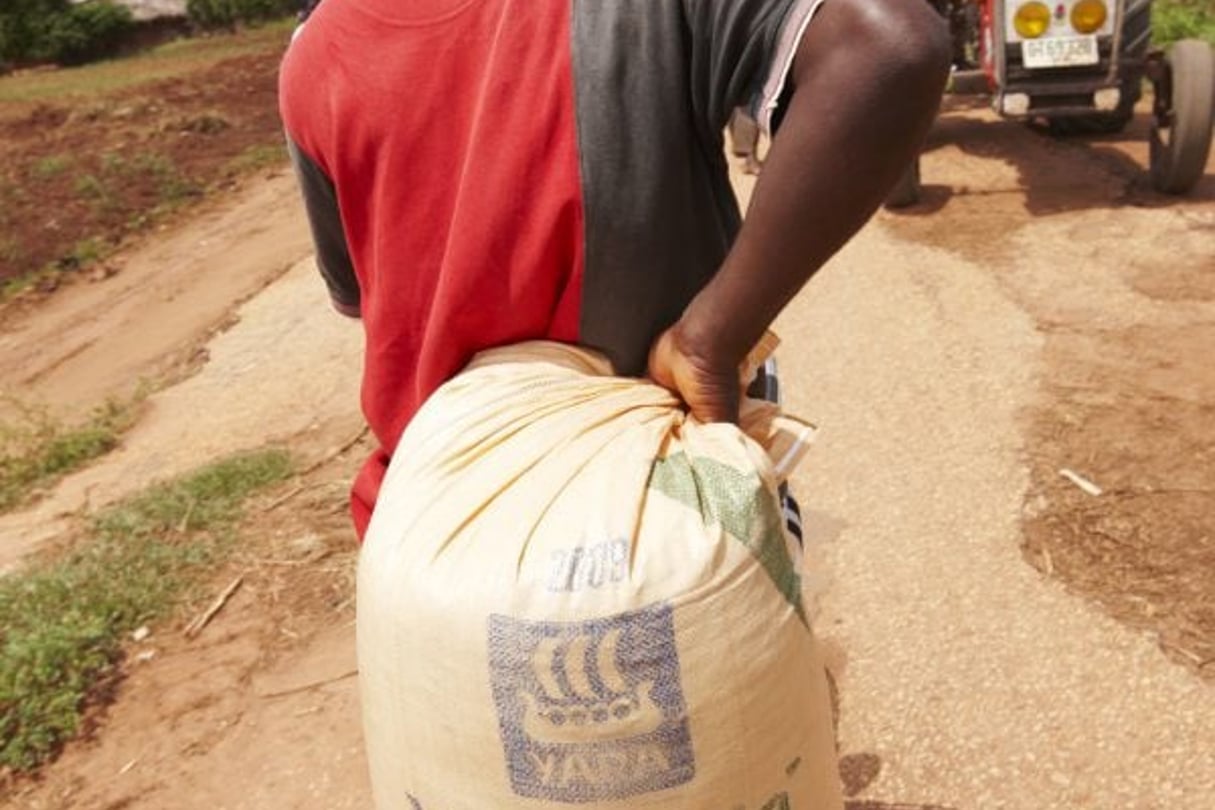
[488,604,695,802]
[520,629,664,745]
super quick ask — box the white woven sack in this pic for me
[359,341,842,810]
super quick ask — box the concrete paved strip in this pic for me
[776,221,1214,809]
[0,259,364,574]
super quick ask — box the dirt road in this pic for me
[2,102,1212,808]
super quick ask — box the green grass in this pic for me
[133,154,201,204]
[64,238,107,269]
[0,400,138,514]
[224,143,288,174]
[0,239,107,293]
[79,152,200,211]
[1,266,59,301]
[0,18,296,105]
[1155,0,1215,46]
[73,172,117,215]
[0,237,24,269]
[0,448,293,771]
[59,151,198,258]
[31,155,73,180]
[0,179,28,206]
[180,111,232,135]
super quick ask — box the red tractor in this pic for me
[888,0,1214,205]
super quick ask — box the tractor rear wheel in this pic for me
[1150,39,1214,195]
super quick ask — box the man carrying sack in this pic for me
[281,1,949,807]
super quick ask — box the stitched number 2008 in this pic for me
[548,539,629,592]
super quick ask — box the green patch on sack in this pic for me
[648,452,805,625]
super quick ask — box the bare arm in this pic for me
[649,0,951,422]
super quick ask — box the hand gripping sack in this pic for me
[358,341,843,810]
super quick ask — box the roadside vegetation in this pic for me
[0,0,135,69]
[1156,0,1215,45]
[0,0,297,71]
[0,398,143,515]
[0,448,293,771]
[0,17,292,104]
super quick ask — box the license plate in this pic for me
[1022,35,1099,68]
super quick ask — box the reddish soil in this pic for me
[0,35,291,290]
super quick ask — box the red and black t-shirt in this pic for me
[279,0,824,537]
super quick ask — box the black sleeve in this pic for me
[286,136,361,313]
[682,0,825,136]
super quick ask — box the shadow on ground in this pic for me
[897,106,1212,219]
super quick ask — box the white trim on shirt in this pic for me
[757,0,828,133]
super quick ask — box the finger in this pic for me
[688,377,742,425]
[645,330,677,389]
